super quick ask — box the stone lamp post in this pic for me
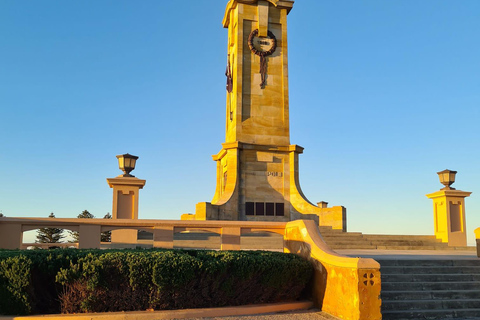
[426,169,471,246]
[107,153,146,246]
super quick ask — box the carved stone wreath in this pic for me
[247,29,277,57]
[247,29,277,88]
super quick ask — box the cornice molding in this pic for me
[223,0,294,28]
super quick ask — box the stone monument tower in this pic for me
[182,0,346,231]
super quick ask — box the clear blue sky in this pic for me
[1,1,479,244]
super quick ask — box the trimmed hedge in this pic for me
[0,249,93,314]
[0,249,313,315]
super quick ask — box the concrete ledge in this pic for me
[0,301,313,320]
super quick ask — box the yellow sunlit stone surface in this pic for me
[426,189,471,246]
[284,220,381,320]
[183,0,346,231]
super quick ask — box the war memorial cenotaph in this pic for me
[181,0,347,231]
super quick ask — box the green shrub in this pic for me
[0,249,97,315]
[0,255,32,315]
[0,249,313,315]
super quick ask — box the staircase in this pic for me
[379,259,480,319]
[319,227,479,319]
[318,226,474,251]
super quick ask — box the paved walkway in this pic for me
[185,309,340,320]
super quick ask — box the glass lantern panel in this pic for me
[449,172,456,183]
[118,157,125,169]
[124,158,132,168]
[440,172,448,184]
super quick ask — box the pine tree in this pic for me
[101,212,112,242]
[36,213,65,243]
[69,210,94,242]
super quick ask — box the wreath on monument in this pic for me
[248,29,277,87]
[247,29,277,57]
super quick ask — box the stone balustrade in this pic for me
[0,217,287,250]
[0,217,381,320]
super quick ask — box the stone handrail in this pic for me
[0,217,381,320]
[285,220,381,320]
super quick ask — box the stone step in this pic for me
[320,233,364,238]
[321,235,461,251]
[328,244,378,249]
[321,238,368,244]
[331,244,448,250]
[379,259,480,267]
[382,290,480,301]
[382,273,480,282]
[380,259,480,318]
[323,238,447,247]
[332,245,450,250]
[318,227,336,232]
[382,281,480,291]
[322,240,372,245]
[374,245,446,250]
[369,240,443,246]
[381,266,480,274]
[319,229,476,252]
[318,230,344,234]
[452,246,478,251]
[382,308,480,320]
[325,237,439,244]
[363,235,440,241]
[382,299,480,311]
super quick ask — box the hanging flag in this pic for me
[226,55,233,93]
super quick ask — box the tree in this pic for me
[69,210,94,242]
[101,212,112,242]
[36,213,65,244]
[0,212,4,217]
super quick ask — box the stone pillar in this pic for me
[426,189,471,246]
[107,177,146,244]
[317,201,328,208]
[153,226,174,249]
[0,222,22,249]
[78,225,101,249]
[221,226,241,250]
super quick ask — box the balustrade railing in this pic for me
[0,217,381,320]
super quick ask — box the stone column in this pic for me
[107,177,146,245]
[426,189,471,246]
[153,226,174,249]
[221,226,241,250]
[78,224,101,249]
[0,222,22,249]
